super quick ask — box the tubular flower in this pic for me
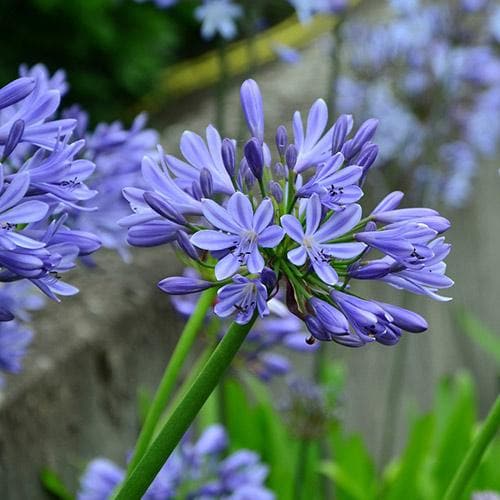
[123,78,452,348]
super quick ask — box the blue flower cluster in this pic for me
[78,424,274,499]
[335,0,500,208]
[0,69,101,380]
[122,79,453,348]
[0,64,157,382]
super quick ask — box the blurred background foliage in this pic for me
[0,0,291,122]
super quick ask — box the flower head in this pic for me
[123,78,452,348]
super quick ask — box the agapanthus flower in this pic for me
[335,0,500,208]
[0,320,33,383]
[195,0,243,41]
[71,112,158,260]
[191,193,284,280]
[123,78,452,349]
[0,66,101,383]
[78,425,274,499]
[282,195,365,284]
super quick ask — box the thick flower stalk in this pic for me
[122,78,452,349]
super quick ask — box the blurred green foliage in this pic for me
[198,370,499,500]
[0,0,201,122]
[0,0,294,123]
[457,309,500,366]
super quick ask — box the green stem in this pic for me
[443,395,500,500]
[114,316,257,499]
[126,288,216,475]
[153,343,215,439]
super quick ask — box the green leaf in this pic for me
[382,414,435,500]
[136,387,153,426]
[432,373,476,498]
[456,309,500,366]
[320,461,367,500]
[223,378,262,451]
[468,431,500,494]
[243,376,296,499]
[326,425,377,500]
[39,468,74,500]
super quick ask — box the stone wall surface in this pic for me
[1,34,498,499]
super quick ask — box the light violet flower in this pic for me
[240,79,264,143]
[296,152,364,209]
[166,125,235,195]
[215,275,270,324]
[281,194,365,284]
[191,192,284,280]
[195,0,243,41]
[292,98,337,173]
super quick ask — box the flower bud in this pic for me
[143,191,186,225]
[285,144,298,170]
[348,261,393,280]
[269,181,283,203]
[240,79,264,142]
[158,276,214,295]
[221,138,236,177]
[305,315,331,341]
[2,119,25,159]
[331,114,351,153]
[350,118,379,157]
[371,191,404,215]
[176,230,199,261]
[191,180,203,201]
[0,77,35,109]
[244,138,264,180]
[308,298,350,335]
[199,168,213,197]
[275,125,288,156]
[260,267,278,294]
[356,142,378,168]
[377,302,428,333]
[272,161,286,180]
